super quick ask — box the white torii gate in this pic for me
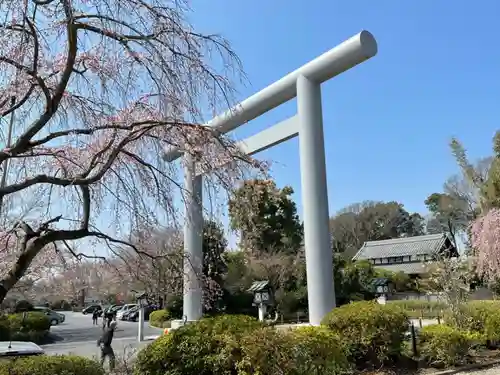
[163,30,378,326]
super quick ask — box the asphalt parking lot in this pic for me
[46,311,163,345]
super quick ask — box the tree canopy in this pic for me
[424,192,470,247]
[329,201,425,259]
[228,179,303,255]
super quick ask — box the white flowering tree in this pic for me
[425,257,474,328]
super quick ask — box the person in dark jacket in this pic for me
[92,309,99,325]
[102,310,113,329]
[97,321,117,370]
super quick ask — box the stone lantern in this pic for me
[248,280,273,321]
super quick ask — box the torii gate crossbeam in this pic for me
[163,30,378,326]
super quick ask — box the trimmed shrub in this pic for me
[464,301,500,333]
[442,301,500,334]
[290,326,351,375]
[8,311,51,332]
[135,315,264,375]
[237,327,296,375]
[6,312,51,343]
[237,327,352,375]
[238,327,351,375]
[148,309,170,328]
[484,310,500,345]
[164,295,183,319]
[0,355,104,375]
[418,324,482,367]
[0,316,10,341]
[321,300,409,365]
[137,316,351,375]
[50,300,72,311]
[14,300,34,313]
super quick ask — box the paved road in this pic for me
[41,336,154,358]
[45,312,163,345]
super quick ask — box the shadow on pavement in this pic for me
[40,332,65,345]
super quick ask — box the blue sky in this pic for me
[189,0,500,219]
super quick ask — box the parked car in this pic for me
[104,304,122,314]
[116,304,137,320]
[102,304,123,319]
[122,306,139,321]
[126,305,158,322]
[82,304,102,316]
[0,341,44,358]
[34,306,65,325]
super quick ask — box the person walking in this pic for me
[101,311,107,330]
[97,320,117,370]
[92,309,99,326]
[107,310,115,328]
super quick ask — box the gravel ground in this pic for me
[367,363,500,375]
[452,365,500,374]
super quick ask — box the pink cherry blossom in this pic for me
[471,208,500,282]
[0,0,262,303]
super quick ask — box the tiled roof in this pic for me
[352,233,450,261]
[248,281,269,292]
[374,262,430,275]
[372,277,391,287]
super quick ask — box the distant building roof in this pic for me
[352,233,453,262]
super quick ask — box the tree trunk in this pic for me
[0,237,48,305]
[0,285,8,306]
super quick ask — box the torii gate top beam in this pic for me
[162,30,377,162]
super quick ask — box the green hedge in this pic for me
[418,324,482,367]
[135,315,351,375]
[237,327,297,375]
[8,311,51,332]
[485,310,500,343]
[387,300,446,318]
[461,301,500,334]
[321,300,409,365]
[289,326,350,375]
[237,326,351,375]
[0,312,51,344]
[136,315,263,375]
[14,300,34,313]
[0,355,104,375]
[149,309,170,328]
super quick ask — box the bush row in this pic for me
[321,300,409,365]
[136,315,351,375]
[0,355,104,375]
[414,300,500,367]
[418,324,482,367]
[0,312,51,344]
[149,309,170,328]
[9,300,497,375]
[137,302,410,375]
[140,300,500,373]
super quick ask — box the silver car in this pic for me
[0,341,44,357]
[34,307,65,325]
